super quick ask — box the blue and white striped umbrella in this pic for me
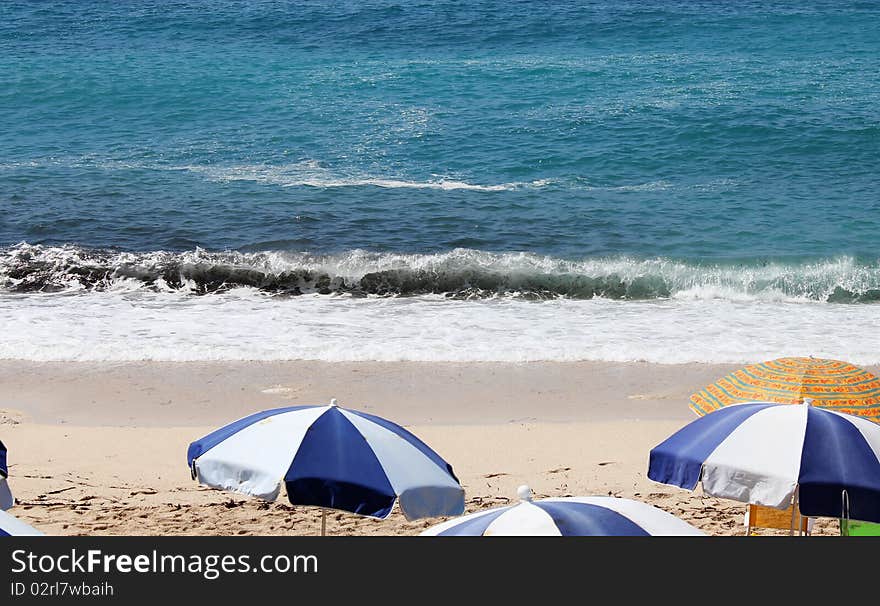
[648,401,880,523]
[0,440,12,511]
[421,486,705,536]
[188,401,465,521]
[0,510,43,537]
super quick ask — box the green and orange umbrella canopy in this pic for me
[689,357,880,423]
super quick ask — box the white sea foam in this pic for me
[1,291,879,364]
[181,162,544,192]
[0,156,550,191]
[0,155,733,193]
[583,180,674,192]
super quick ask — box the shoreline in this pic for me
[0,359,754,426]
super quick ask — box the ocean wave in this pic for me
[180,162,544,192]
[0,157,550,192]
[1,156,736,193]
[2,243,880,303]
[582,180,674,192]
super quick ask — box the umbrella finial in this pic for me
[517,485,533,502]
[330,398,338,407]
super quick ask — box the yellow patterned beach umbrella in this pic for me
[689,357,880,423]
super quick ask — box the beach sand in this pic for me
[1,360,855,536]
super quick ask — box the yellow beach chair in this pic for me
[745,503,812,536]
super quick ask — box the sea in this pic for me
[1,0,879,363]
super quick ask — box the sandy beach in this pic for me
[0,360,856,536]
[4,0,880,552]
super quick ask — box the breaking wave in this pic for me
[2,243,880,303]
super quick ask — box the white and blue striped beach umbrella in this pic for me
[0,510,43,537]
[421,486,705,536]
[0,440,13,511]
[187,401,465,521]
[648,401,880,522]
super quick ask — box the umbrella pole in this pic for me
[321,508,327,536]
[790,487,800,537]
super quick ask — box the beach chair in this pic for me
[744,503,812,536]
[839,519,880,536]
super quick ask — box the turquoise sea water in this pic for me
[1,1,879,362]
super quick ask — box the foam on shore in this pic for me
[0,290,876,363]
